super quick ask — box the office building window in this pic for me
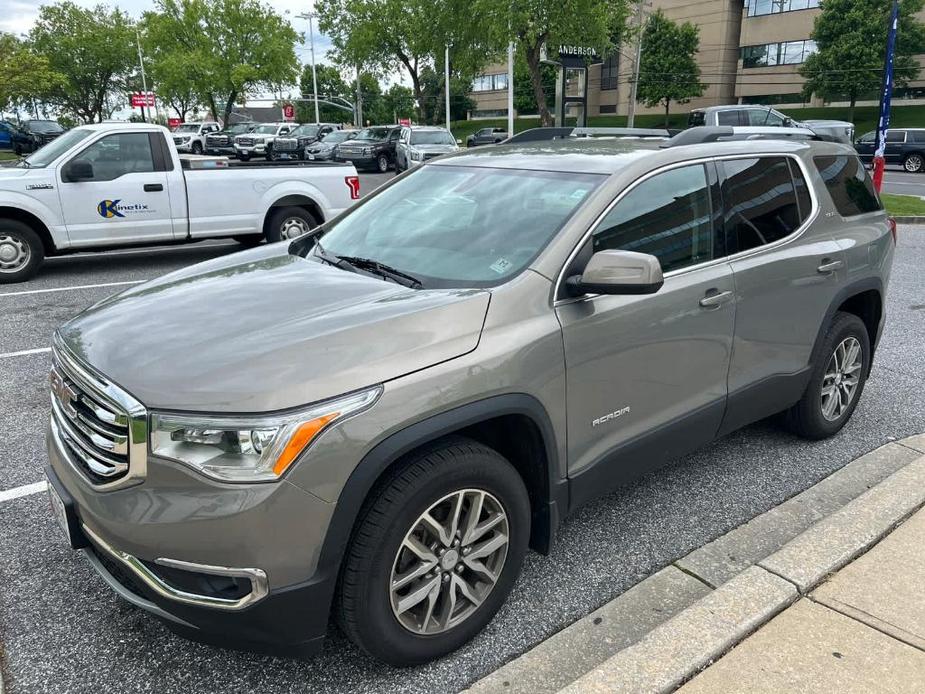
[741,40,817,68]
[472,73,509,92]
[746,0,819,17]
[601,54,619,90]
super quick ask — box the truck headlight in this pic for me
[149,386,381,482]
[363,147,372,155]
[410,149,422,161]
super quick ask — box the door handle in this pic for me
[817,259,844,274]
[699,290,734,308]
[143,183,164,192]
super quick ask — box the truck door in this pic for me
[57,131,177,246]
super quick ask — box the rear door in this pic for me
[57,131,177,246]
[885,130,907,164]
[557,162,735,490]
[718,154,844,432]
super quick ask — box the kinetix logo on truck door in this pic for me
[97,199,151,219]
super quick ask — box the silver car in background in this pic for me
[395,125,460,171]
[304,129,357,161]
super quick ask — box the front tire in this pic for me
[376,153,390,173]
[337,437,530,666]
[238,152,250,162]
[0,220,45,284]
[192,141,203,155]
[903,153,924,173]
[265,206,319,243]
[784,311,870,439]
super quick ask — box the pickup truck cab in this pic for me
[234,122,296,161]
[0,122,361,282]
[688,106,854,144]
[171,121,221,155]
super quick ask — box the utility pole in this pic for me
[356,66,363,127]
[627,0,645,128]
[136,29,149,123]
[445,44,451,131]
[507,41,515,136]
[297,12,320,123]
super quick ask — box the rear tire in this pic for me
[903,153,924,173]
[0,219,45,284]
[336,436,530,666]
[265,206,319,243]
[784,311,870,439]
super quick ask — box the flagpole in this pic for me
[872,0,900,192]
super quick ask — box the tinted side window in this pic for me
[717,110,742,126]
[73,133,155,182]
[688,111,706,127]
[813,155,882,217]
[722,157,802,253]
[886,130,906,143]
[911,130,925,143]
[747,109,785,126]
[593,164,715,273]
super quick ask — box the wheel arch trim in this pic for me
[809,276,884,370]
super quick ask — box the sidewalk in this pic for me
[678,507,925,693]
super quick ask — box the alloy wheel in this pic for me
[0,234,30,273]
[905,154,923,173]
[821,336,862,421]
[378,155,389,172]
[389,489,509,635]
[278,216,309,239]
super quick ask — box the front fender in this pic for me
[0,189,68,248]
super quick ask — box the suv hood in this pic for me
[413,144,457,154]
[58,244,490,412]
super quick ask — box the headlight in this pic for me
[410,149,422,161]
[149,386,381,482]
[363,147,372,155]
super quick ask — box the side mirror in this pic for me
[456,138,462,145]
[64,159,94,181]
[782,117,794,127]
[566,250,664,296]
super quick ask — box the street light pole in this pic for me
[297,12,320,123]
[507,41,514,136]
[627,0,645,128]
[136,29,149,123]
[445,44,451,131]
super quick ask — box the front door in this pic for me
[556,162,735,501]
[0,123,11,150]
[57,131,176,246]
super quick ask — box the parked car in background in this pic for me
[466,126,508,147]
[333,125,401,172]
[0,122,360,282]
[395,125,460,171]
[234,122,297,161]
[854,128,925,173]
[0,121,19,151]
[271,123,340,160]
[44,125,893,667]
[171,122,221,155]
[304,129,357,161]
[205,122,257,157]
[14,120,66,154]
[688,106,854,144]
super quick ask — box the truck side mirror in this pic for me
[566,250,664,296]
[64,159,94,182]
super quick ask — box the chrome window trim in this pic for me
[51,333,148,491]
[553,151,820,305]
[82,524,269,611]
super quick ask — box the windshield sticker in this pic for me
[490,258,513,274]
[570,188,588,200]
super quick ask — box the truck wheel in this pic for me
[903,153,924,173]
[0,220,45,283]
[784,311,869,440]
[268,148,279,161]
[377,153,390,173]
[337,436,530,666]
[192,141,203,155]
[265,206,319,243]
[238,153,250,162]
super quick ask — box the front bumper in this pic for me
[205,146,236,156]
[46,422,339,656]
[235,145,267,156]
[334,153,377,168]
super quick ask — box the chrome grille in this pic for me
[50,337,147,490]
[206,134,229,146]
[236,137,255,147]
[274,138,297,151]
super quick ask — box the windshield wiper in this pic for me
[311,239,357,272]
[336,255,423,289]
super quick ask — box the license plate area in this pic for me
[46,472,88,549]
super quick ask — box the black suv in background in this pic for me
[333,125,401,172]
[204,122,257,157]
[14,120,65,154]
[271,123,340,160]
[854,128,925,173]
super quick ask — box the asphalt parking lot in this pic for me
[1,200,923,692]
[881,167,925,197]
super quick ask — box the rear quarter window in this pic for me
[812,155,882,217]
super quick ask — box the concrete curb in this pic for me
[465,436,925,694]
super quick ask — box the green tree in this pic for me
[482,0,628,126]
[382,84,415,121]
[144,0,299,125]
[800,0,925,121]
[635,10,705,127]
[353,73,391,125]
[297,63,353,123]
[29,2,136,123]
[0,33,63,115]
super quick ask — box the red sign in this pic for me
[398,118,411,127]
[282,104,295,121]
[131,92,155,108]
[167,118,182,130]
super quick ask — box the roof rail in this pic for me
[662,125,833,148]
[507,126,671,143]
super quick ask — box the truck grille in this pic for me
[50,338,147,490]
[206,134,229,147]
[274,138,297,151]
[236,137,255,147]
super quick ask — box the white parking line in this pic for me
[0,347,51,359]
[0,279,144,298]
[0,480,48,503]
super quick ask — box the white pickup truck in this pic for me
[0,122,361,282]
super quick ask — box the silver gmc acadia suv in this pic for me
[46,126,895,666]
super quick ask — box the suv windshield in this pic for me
[20,128,92,168]
[27,121,64,133]
[354,128,391,141]
[174,124,200,132]
[255,124,282,134]
[322,131,352,143]
[316,165,603,288]
[228,123,253,134]
[290,125,320,137]
[411,130,455,145]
